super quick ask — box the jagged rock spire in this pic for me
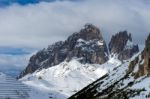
[109,31,139,60]
[141,33,150,76]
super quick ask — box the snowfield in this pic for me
[68,52,150,99]
[20,57,121,99]
[0,72,30,99]
[1,53,149,99]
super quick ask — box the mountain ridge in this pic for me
[69,34,150,99]
[18,24,139,79]
[18,24,109,79]
[109,31,139,60]
[17,24,142,99]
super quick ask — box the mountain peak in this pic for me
[109,31,139,60]
[83,23,100,34]
[78,23,102,41]
[18,24,108,78]
[69,34,150,99]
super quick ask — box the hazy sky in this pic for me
[0,0,149,76]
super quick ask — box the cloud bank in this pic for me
[0,54,31,76]
[0,0,150,75]
[0,48,37,76]
[0,0,149,49]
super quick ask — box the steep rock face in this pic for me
[69,34,150,99]
[18,24,108,78]
[69,60,150,99]
[131,34,150,78]
[143,34,150,75]
[65,24,108,64]
[109,31,139,60]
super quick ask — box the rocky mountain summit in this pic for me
[18,24,139,79]
[109,31,139,60]
[18,24,142,99]
[69,34,150,99]
[18,24,108,78]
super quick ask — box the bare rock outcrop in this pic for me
[109,31,139,60]
[133,34,150,78]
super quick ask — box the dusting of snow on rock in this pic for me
[97,40,104,46]
[77,38,85,43]
[124,40,134,50]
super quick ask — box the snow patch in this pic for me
[97,40,104,46]
[124,40,134,49]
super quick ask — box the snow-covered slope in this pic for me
[18,24,140,99]
[69,50,150,99]
[20,58,121,99]
[0,72,30,99]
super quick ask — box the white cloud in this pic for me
[0,54,28,76]
[0,54,28,69]
[0,0,150,76]
[0,50,37,76]
[0,0,149,49]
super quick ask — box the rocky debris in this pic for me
[109,31,139,60]
[18,24,108,78]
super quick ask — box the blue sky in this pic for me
[0,0,54,6]
[0,0,80,6]
[0,47,30,55]
[0,0,149,76]
[0,47,34,76]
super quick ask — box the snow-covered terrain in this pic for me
[69,51,150,99]
[96,52,150,99]
[16,25,141,99]
[0,72,30,99]
[124,39,134,50]
[20,57,121,99]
